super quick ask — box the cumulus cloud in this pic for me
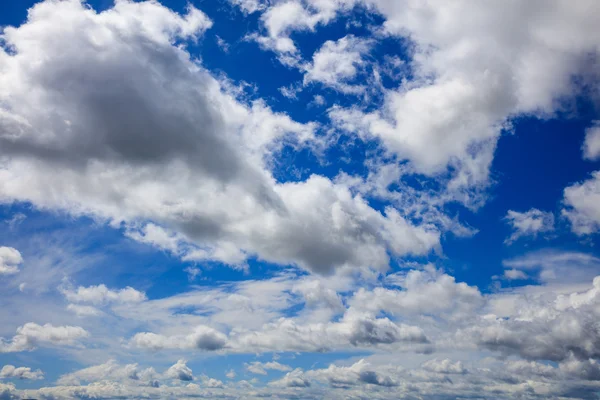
[165,360,194,382]
[562,171,600,235]
[257,0,600,187]
[421,358,466,374]
[130,325,228,351]
[0,247,22,276]
[230,309,427,353]
[66,304,103,317]
[503,250,600,285]
[0,0,439,276]
[504,208,555,244]
[201,376,224,388]
[307,359,396,387]
[583,122,600,161]
[0,323,89,353]
[57,360,148,386]
[269,368,311,388]
[246,361,291,375]
[503,268,528,281]
[303,35,372,94]
[61,284,147,306]
[0,365,43,380]
[467,276,600,362]
[349,266,483,319]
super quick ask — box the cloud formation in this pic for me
[0,247,22,276]
[504,208,555,244]
[0,323,89,353]
[0,0,439,276]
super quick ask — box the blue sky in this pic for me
[1,0,600,399]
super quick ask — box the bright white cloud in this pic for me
[349,266,483,319]
[0,247,22,276]
[583,122,600,161]
[502,250,600,285]
[306,359,396,387]
[504,208,555,244]
[246,361,292,375]
[257,0,600,187]
[66,304,103,317]
[130,325,228,351]
[503,269,528,281]
[0,365,44,380]
[165,359,194,381]
[57,359,148,386]
[0,323,89,353]
[61,284,147,306]
[303,35,372,93]
[563,171,600,235]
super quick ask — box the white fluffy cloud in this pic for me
[246,361,291,375]
[56,360,149,386]
[469,276,600,363]
[0,365,43,380]
[165,359,194,382]
[563,171,600,235]
[583,122,600,161]
[349,266,483,319]
[0,247,22,276]
[502,250,600,285]
[0,0,439,276]
[61,284,147,306]
[253,0,600,187]
[504,208,555,244]
[306,359,396,387]
[131,325,228,352]
[0,323,89,353]
[303,35,372,93]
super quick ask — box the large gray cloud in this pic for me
[0,0,440,275]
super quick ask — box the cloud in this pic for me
[303,35,372,94]
[66,304,103,317]
[258,0,600,186]
[165,360,194,382]
[468,276,600,362]
[421,359,466,374]
[562,171,600,235]
[503,269,528,281]
[201,376,224,388]
[269,368,311,388]
[307,359,396,387]
[130,325,228,351]
[230,309,427,353]
[61,284,147,306]
[57,360,148,386]
[0,365,43,380]
[502,250,600,284]
[0,323,89,353]
[0,247,22,276]
[583,122,600,161]
[504,209,555,244]
[0,0,439,276]
[349,266,483,319]
[246,361,292,375]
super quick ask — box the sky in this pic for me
[0,0,600,399]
